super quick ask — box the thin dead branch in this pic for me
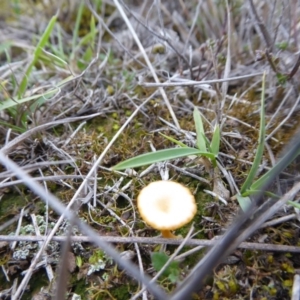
[112,0,180,128]
[1,235,300,253]
[248,0,273,50]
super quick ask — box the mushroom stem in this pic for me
[161,230,177,239]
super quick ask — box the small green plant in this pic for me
[151,252,180,283]
[17,13,58,98]
[0,13,61,130]
[75,15,98,70]
[113,73,300,211]
[112,107,220,170]
[236,72,300,210]
[235,72,266,210]
[0,76,74,113]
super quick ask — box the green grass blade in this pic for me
[90,15,96,48]
[32,15,57,62]
[55,23,66,60]
[1,89,58,111]
[112,147,214,170]
[236,195,252,212]
[0,75,74,111]
[240,72,266,194]
[0,120,26,133]
[210,124,220,156]
[71,0,84,60]
[0,42,12,54]
[193,107,207,152]
[159,133,188,148]
[241,189,277,197]
[250,148,300,192]
[17,14,57,98]
[39,51,68,67]
[288,201,300,209]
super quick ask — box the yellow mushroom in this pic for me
[137,181,197,238]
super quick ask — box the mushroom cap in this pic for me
[137,181,197,231]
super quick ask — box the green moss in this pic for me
[110,284,135,300]
[0,193,29,232]
[73,278,88,296]
[22,270,49,300]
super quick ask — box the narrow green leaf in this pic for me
[71,0,84,59]
[240,72,266,194]
[0,42,12,54]
[39,51,67,67]
[236,195,252,212]
[33,15,58,62]
[55,23,66,60]
[0,89,58,111]
[288,201,300,209]
[18,14,57,97]
[210,124,220,156]
[210,157,217,168]
[250,147,300,192]
[159,133,188,148]
[112,147,214,170]
[193,107,207,152]
[0,75,74,111]
[90,15,96,48]
[0,120,26,133]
